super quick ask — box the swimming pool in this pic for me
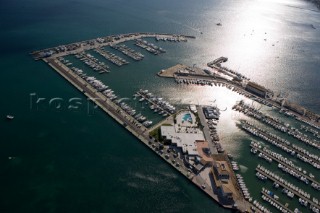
[182,113,192,123]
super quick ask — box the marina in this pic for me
[155,61,320,213]
[261,188,294,213]
[42,57,248,211]
[31,32,193,60]
[94,48,129,66]
[250,142,320,189]
[34,33,254,212]
[110,44,144,61]
[207,57,250,81]
[241,121,320,169]
[2,0,320,211]
[256,165,320,210]
[135,39,166,55]
[74,52,110,74]
[158,61,320,128]
[134,89,176,116]
[31,32,320,213]
[233,101,320,150]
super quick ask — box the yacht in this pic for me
[6,115,14,120]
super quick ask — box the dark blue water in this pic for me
[1,0,319,212]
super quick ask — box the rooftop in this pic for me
[161,125,204,156]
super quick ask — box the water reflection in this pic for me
[160,84,251,156]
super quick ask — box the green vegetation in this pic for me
[162,123,173,126]
[149,127,161,142]
[193,112,203,129]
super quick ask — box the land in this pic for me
[33,32,320,213]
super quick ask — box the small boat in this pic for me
[6,115,14,120]
[216,19,222,26]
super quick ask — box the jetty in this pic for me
[261,188,294,213]
[233,101,320,150]
[250,142,320,188]
[241,121,320,169]
[158,61,320,129]
[94,48,129,66]
[110,44,144,61]
[31,32,194,60]
[256,166,320,209]
[135,89,176,115]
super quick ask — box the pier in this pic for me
[135,90,176,115]
[256,166,320,209]
[158,62,320,129]
[241,121,320,169]
[76,52,110,73]
[234,102,320,150]
[135,39,165,55]
[250,143,320,188]
[261,188,294,213]
[31,32,194,60]
[110,44,144,61]
[207,56,249,81]
[94,48,129,66]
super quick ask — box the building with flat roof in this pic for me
[221,185,233,200]
[196,141,213,165]
[210,160,235,204]
[213,161,230,182]
[245,82,268,98]
[203,106,220,120]
[160,125,204,156]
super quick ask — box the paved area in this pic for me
[197,105,218,154]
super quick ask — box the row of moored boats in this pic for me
[234,102,320,150]
[74,52,109,73]
[135,89,176,116]
[68,66,153,127]
[252,143,320,190]
[257,165,316,203]
[241,121,320,169]
[94,48,129,66]
[135,39,166,55]
[235,174,251,201]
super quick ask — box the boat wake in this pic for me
[239,164,248,173]
[133,172,160,183]
[156,170,178,179]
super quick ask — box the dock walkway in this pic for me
[256,167,320,209]
[250,144,320,186]
[136,91,174,115]
[261,189,294,213]
[241,122,320,168]
[111,44,144,61]
[94,48,128,66]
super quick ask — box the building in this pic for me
[245,82,268,98]
[212,161,230,182]
[210,160,235,203]
[220,185,233,200]
[196,140,213,165]
[160,125,204,156]
[203,106,220,120]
